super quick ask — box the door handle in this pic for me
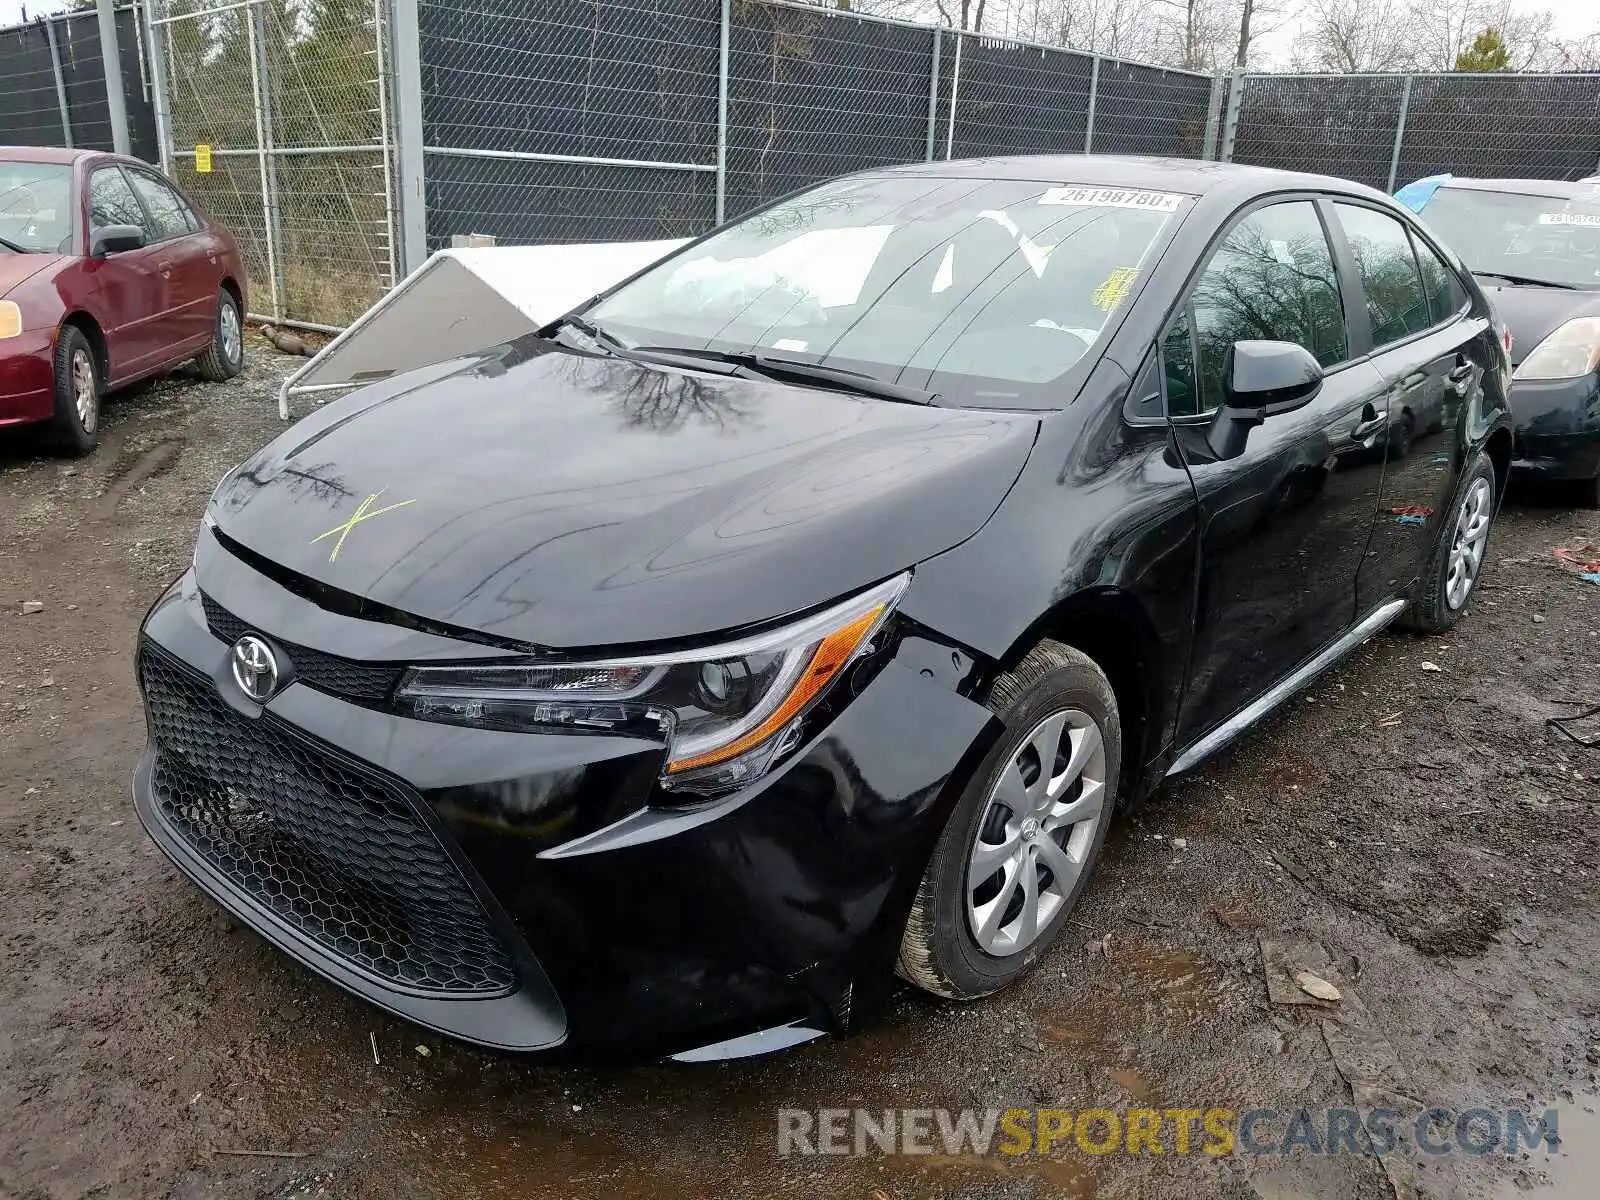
[1352,402,1387,441]
[157,260,172,278]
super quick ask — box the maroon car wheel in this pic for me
[49,325,101,456]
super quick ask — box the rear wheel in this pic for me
[49,325,100,456]
[898,641,1120,1000]
[195,289,244,382]
[1405,451,1497,633]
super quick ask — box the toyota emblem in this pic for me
[230,634,280,703]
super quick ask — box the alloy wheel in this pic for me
[1445,476,1492,611]
[966,708,1108,956]
[220,302,242,367]
[71,349,96,433]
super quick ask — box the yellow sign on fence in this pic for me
[194,144,212,174]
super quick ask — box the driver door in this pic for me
[1165,197,1392,747]
[82,164,170,385]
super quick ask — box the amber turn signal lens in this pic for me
[665,604,885,775]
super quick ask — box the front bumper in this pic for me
[0,329,56,428]
[132,534,996,1058]
[1510,374,1600,482]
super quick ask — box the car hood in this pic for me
[0,252,64,297]
[1481,282,1600,367]
[210,339,1039,650]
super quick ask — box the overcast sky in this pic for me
[3,0,1597,61]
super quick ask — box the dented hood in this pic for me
[211,339,1038,650]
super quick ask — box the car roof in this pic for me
[1434,176,1598,198]
[0,145,155,170]
[875,154,1394,202]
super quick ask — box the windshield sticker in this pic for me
[1038,187,1183,213]
[1537,212,1600,227]
[1092,267,1140,311]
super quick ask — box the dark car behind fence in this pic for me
[6,0,1600,329]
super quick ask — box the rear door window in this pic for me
[1334,203,1433,347]
[127,169,200,240]
[1410,232,1467,325]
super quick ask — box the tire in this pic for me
[897,640,1121,1000]
[1387,413,1415,461]
[195,289,244,382]
[1404,450,1497,633]
[1581,472,1600,510]
[49,325,101,456]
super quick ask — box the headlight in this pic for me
[0,301,21,339]
[396,573,910,795]
[1513,316,1600,381]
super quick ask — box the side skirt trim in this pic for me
[1166,598,1409,776]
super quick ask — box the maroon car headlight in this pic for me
[395,573,909,794]
[0,301,21,339]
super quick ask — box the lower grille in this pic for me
[139,643,515,996]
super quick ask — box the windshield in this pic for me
[0,162,72,253]
[587,175,1188,408]
[1420,185,1600,288]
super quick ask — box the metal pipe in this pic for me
[95,0,131,155]
[44,17,72,149]
[373,0,398,290]
[1386,75,1414,194]
[250,3,286,321]
[924,27,941,163]
[144,0,174,172]
[244,11,281,320]
[426,145,717,173]
[715,0,731,225]
[389,0,428,278]
[248,313,345,336]
[945,30,962,161]
[173,144,388,157]
[1083,56,1099,154]
[151,0,262,26]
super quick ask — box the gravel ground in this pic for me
[2,344,1597,1200]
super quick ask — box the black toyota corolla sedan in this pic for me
[134,157,1512,1061]
[1400,176,1600,505]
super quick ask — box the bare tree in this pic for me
[1293,0,1425,72]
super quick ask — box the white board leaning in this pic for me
[276,239,690,420]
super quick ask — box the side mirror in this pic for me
[1224,339,1323,412]
[91,224,144,257]
[1204,340,1323,461]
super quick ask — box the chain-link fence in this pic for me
[145,0,395,330]
[54,0,1596,330]
[1225,71,1600,193]
[0,5,157,161]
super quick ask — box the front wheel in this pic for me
[897,641,1120,1000]
[49,325,101,456]
[1405,451,1497,633]
[195,289,244,382]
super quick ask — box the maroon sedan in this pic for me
[1,146,247,454]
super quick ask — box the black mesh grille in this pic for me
[201,593,403,704]
[140,644,516,996]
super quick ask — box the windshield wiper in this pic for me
[633,346,938,406]
[543,311,631,355]
[0,234,29,253]
[1470,269,1580,290]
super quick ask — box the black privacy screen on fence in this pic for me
[413,0,1216,250]
[418,0,720,249]
[725,7,935,220]
[0,8,156,162]
[1231,72,1600,191]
